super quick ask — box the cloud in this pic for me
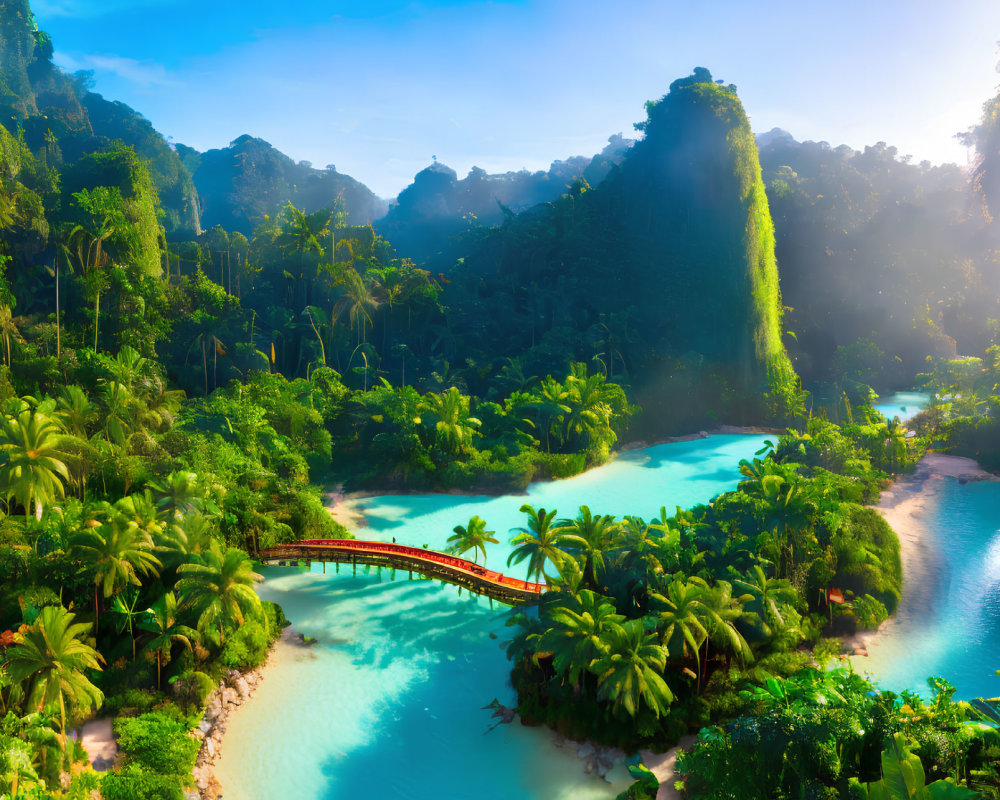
[54,52,182,89]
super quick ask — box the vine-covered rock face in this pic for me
[436,68,795,435]
[599,69,790,393]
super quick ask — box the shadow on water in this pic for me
[313,586,536,800]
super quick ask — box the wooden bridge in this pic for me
[259,539,548,605]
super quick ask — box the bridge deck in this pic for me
[259,539,547,604]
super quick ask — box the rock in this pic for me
[235,677,250,699]
[584,760,594,774]
[198,719,213,734]
[205,737,216,760]
[577,743,595,759]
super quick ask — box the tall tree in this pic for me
[177,544,262,646]
[5,606,104,748]
[0,407,69,521]
[446,515,497,565]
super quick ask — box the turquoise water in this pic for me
[860,478,1000,701]
[218,435,769,800]
[874,392,930,423]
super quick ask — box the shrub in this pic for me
[101,764,185,800]
[219,618,269,670]
[851,594,889,630]
[113,711,199,781]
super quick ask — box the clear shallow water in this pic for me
[859,478,1000,701]
[217,435,769,800]
[874,392,930,424]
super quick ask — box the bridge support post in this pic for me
[322,562,326,574]
[352,555,356,576]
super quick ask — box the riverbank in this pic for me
[325,427,777,532]
[850,453,999,661]
[197,627,313,799]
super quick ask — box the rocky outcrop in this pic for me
[190,666,265,800]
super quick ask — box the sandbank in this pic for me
[850,453,998,658]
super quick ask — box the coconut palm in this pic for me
[650,577,711,677]
[534,590,624,685]
[699,580,754,676]
[447,515,498,565]
[140,592,197,689]
[507,504,569,585]
[70,517,161,631]
[177,544,262,646]
[526,377,570,453]
[0,408,69,521]
[54,385,97,438]
[0,305,25,366]
[592,619,673,719]
[109,588,147,661]
[733,564,799,641]
[4,606,104,747]
[555,505,620,588]
[418,387,481,454]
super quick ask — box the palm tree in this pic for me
[699,580,754,679]
[177,544,263,646]
[109,588,147,661]
[418,387,481,454]
[0,408,70,521]
[507,504,568,585]
[140,592,196,689]
[66,207,116,353]
[334,266,378,346]
[70,517,161,631]
[592,619,673,719]
[650,577,711,678]
[733,564,799,641]
[0,305,24,366]
[534,590,624,685]
[446,515,498,565]
[555,505,620,588]
[55,385,97,438]
[278,203,329,308]
[4,606,104,747]
[526,377,570,453]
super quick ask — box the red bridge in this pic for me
[259,539,547,605]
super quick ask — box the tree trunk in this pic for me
[55,261,60,359]
[93,291,101,353]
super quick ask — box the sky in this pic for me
[30,0,1000,199]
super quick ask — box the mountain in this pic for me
[182,135,389,236]
[0,0,200,238]
[377,135,634,263]
[433,69,795,434]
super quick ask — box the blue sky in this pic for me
[32,0,1000,198]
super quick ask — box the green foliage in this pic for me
[101,763,186,800]
[112,710,199,782]
[218,618,270,670]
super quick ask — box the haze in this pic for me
[31,0,1000,198]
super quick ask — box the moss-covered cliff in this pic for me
[436,69,796,433]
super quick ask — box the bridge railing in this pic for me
[274,539,547,594]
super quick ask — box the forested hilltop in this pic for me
[1,0,1000,796]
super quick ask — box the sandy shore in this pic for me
[203,627,316,800]
[324,427,776,534]
[850,453,998,656]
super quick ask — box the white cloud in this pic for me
[54,52,181,89]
